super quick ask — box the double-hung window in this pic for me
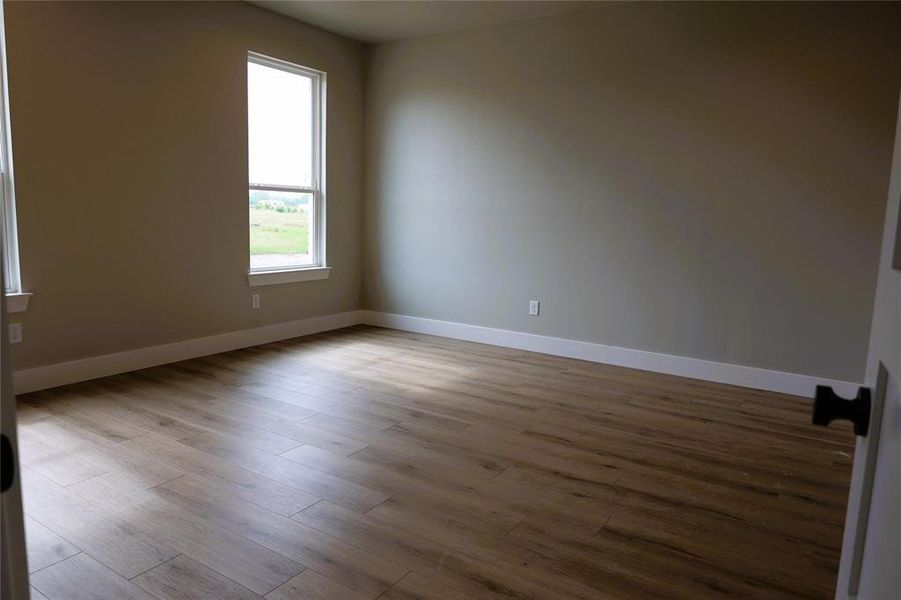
[247,52,327,286]
[0,0,28,312]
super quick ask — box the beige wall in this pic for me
[6,1,364,369]
[6,2,900,383]
[364,2,901,383]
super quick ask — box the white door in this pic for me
[834,92,901,599]
[1,272,29,597]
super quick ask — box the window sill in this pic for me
[6,292,32,313]
[247,267,331,287]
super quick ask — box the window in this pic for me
[247,52,327,286]
[0,1,28,312]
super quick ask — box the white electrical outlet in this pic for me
[8,323,22,344]
[529,300,540,316]
[251,294,260,309]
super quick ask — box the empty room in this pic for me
[1,1,900,599]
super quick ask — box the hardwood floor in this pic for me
[16,325,854,599]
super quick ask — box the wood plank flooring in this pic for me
[16,325,854,599]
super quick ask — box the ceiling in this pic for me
[250,1,597,44]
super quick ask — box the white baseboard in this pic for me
[13,310,365,394]
[360,311,862,398]
[14,308,861,398]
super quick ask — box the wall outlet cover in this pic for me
[8,323,22,344]
[529,300,540,316]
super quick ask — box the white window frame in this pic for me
[247,52,328,287]
[0,1,28,312]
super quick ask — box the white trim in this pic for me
[248,183,318,194]
[247,266,330,287]
[318,66,327,271]
[360,311,862,398]
[13,310,363,394]
[247,51,324,80]
[5,292,30,313]
[12,307,861,398]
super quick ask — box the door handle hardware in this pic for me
[812,385,871,436]
[1,433,14,493]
